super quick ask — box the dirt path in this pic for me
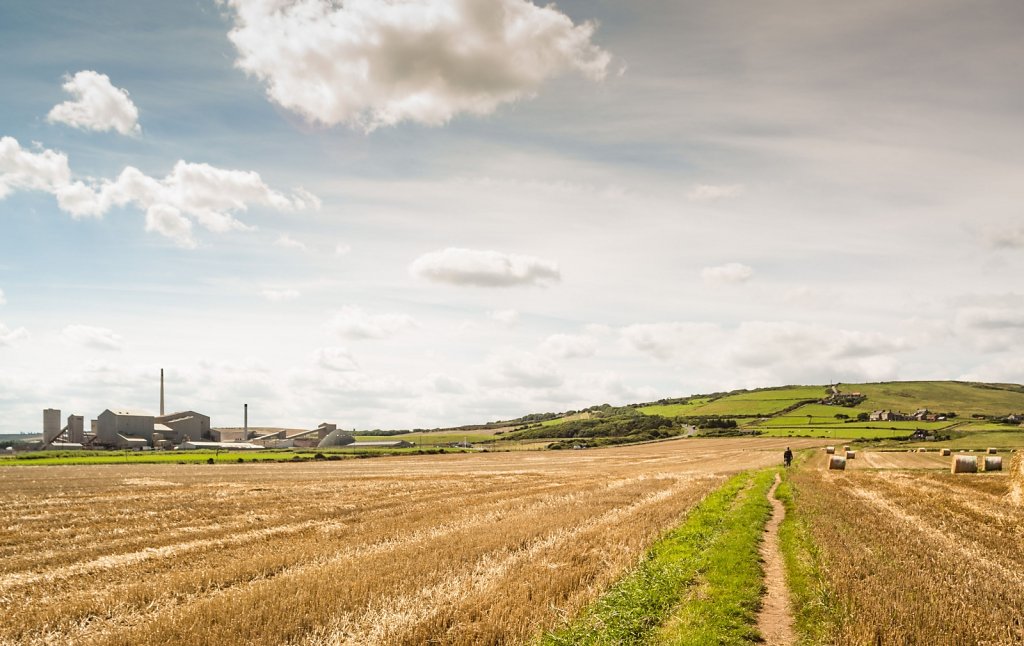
[756,473,796,645]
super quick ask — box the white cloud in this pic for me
[410,247,560,287]
[701,262,754,285]
[61,324,123,351]
[329,306,418,340]
[0,322,28,347]
[46,71,141,136]
[686,184,743,201]
[275,234,307,251]
[313,346,359,372]
[221,0,611,130]
[0,288,5,306]
[0,136,71,198]
[144,204,195,248]
[261,288,301,302]
[335,243,352,256]
[541,333,597,359]
[488,309,519,325]
[0,136,317,246]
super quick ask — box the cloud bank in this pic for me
[221,0,611,130]
[410,247,561,287]
[47,71,141,136]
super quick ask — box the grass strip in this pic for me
[542,468,776,646]
[775,468,839,644]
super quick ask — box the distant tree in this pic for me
[834,413,849,420]
[857,412,870,422]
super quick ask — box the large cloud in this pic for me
[46,71,141,136]
[0,288,5,306]
[220,0,611,130]
[410,247,560,287]
[0,136,317,247]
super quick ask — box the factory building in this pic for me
[96,409,154,448]
[156,411,211,444]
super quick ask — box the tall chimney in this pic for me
[160,369,165,416]
[244,403,248,441]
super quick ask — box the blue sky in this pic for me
[2,0,1024,433]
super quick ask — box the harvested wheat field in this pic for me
[807,449,952,470]
[789,465,1024,644]
[0,438,820,646]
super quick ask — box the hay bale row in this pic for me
[829,456,847,470]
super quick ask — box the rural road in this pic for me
[756,473,796,645]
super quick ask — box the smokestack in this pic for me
[244,403,248,440]
[160,369,165,416]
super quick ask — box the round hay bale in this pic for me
[846,450,857,459]
[843,445,851,451]
[984,456,1003,472]
[951,455,978,474]
[940,448,951,457]
[1009,453,1024,505]
[917,448,928,453]
[825,446,835,454]
[828,455,847,470]
[987,447,998,455]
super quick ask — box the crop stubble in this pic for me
[789,466,1024,644]
[0,438,818,646]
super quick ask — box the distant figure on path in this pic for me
[783,446,793,467]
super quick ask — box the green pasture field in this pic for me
[752,402,870,423]
[721,386,829,401]
[353,431,495,444]
[537,413,592,427]
[636,399,712,417]
[846,381,1024,417]
[757,427,912,440]
[899,429,1024,450]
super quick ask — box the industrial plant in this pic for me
[35,369,365,451]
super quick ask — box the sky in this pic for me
[1,0,1024,434]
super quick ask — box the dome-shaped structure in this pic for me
[317,429,356,448]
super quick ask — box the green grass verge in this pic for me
[542,469,776,645]
[0,447,468,466]
[775,469,838,644]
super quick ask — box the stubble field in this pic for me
[0,438,820,646]
[788,459,1024,645]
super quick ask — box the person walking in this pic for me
[783,446,793,467]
